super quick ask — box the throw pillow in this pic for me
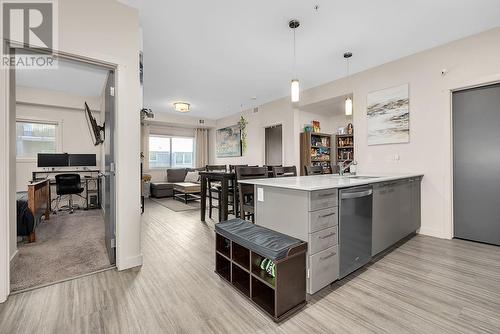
[185,171,200,183]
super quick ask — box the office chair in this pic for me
[54,174,85,214]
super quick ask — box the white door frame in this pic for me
[1,46,119,303]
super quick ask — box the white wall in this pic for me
[210,98,295,166]
[0,0,141,303]
[15,87,103,192]
[298,110,352,136]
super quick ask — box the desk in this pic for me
[32,170,101,211]
[32,169,100,181]
[199,171,235,222]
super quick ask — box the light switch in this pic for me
[257,187,264,202]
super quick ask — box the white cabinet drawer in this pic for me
[309,226,338,255]
[309,207,338,233]
[308,245,339,294]
[309,189,338,211]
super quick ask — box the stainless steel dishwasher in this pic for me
[339,186,373,279]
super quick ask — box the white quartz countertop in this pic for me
[238,173,424,191]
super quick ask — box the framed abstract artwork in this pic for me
[367,84,410,145]
[216,125,242,157]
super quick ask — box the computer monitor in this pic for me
[69,154,97,167]
[37,153,69,167]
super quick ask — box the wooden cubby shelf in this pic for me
[215,231,307,322]
[232,242,250,270]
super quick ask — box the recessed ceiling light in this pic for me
[173,102,190,113]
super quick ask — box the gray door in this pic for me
[265,125,283,166]
[453,84,500,246]
[103,71,116,263]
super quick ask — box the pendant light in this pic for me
[344,52,353,116]
[289,19,300,103]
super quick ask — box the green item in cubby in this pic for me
[260,258,276,278]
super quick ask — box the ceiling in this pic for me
[121,0,500,119]
[16,58,109,97]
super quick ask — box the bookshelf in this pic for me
[300,132,333,175]
[336,134,354,164]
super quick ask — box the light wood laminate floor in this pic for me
[1,199,499,333]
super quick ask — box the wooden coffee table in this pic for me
[173,182,201,204]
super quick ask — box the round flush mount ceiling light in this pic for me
[173,102,190,113]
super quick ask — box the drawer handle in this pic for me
[318,193,336,198]
[319,232,336,240]
[320,252,337,261]
[319,213,335,218]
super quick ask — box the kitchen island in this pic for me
[239,174,423,294]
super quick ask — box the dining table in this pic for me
[199,171,237,222]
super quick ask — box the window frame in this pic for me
[15,117,63,163]
[148,134,194,170]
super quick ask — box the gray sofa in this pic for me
[150,168,204,198]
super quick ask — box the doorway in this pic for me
[265,125,283,166]
[452,83,500,246]
[9,51,117,292]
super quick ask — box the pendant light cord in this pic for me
[293,27,297,78]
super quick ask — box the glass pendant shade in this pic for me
[291,79,300,103]
[345,97,353,116]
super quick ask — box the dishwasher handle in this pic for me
[341,187,373,199]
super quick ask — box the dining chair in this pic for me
[235,166,268,223]
[272,166,297,178]
[205,165,232,219]
[304,165,324,176]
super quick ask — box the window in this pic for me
[16,121,58,158]
[149,135,194,168]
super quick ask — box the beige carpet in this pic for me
[10,209,112,292]
[150,197,200,212]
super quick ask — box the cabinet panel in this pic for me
[308,226,338,255]
[372,182,399,256]
[309,189,338,211]
[309,207,338,233]
[308,245,339,294]
[372,178,421,256]
[396,179,413,238]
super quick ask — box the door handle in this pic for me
[320,213,335,218]
[318,192,336,198]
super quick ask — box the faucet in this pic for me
[338,160,354,176]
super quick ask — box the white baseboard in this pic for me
[9,249,18,262]
[117,254,143,271]
[418,227,451,240]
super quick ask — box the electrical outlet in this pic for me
[257,187,264,202]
